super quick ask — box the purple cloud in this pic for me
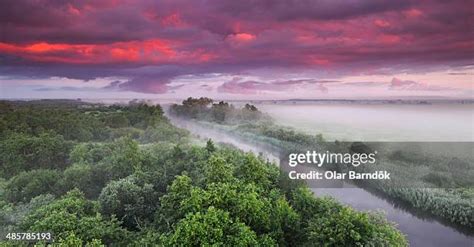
[389,77,449,91]
[0,0,472,95]
[217,77,329,94]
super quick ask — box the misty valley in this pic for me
[0,99,408,246]
[0,98,472,246]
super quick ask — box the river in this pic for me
[168,115,474,247]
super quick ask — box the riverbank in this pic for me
[169,116,474,246]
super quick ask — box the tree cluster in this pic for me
[170,97,267,124]
[0,100,406,246]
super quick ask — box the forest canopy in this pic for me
[0,100,406,246]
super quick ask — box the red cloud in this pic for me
[0,40,179,64]
[404,8,423,18]
[227,33,256,42]
[378,34,401,44]
[374,19,391,28]
[0,0,472,95]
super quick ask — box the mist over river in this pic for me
[253,102,474,142]
[166,102,474,247]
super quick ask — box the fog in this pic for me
[167,113,280,164]
[255,103,474,142]
[165,103,474,246]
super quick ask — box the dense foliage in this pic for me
[170,97,268,124]
[0,100,187,143]
[0,100,406,246]
[0,100,188,177]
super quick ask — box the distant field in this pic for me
[256,103,474,142]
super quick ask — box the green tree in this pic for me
[130,229,162,246]
[22,189,130,245]
[104,137,142,180]
[34,232,103,247]
[204,155,234,184]
[69,142,113,165]
[289,187,407,246]
[0,194,55,233]
[158,173,299,245]
[306,206,377,246]
[205,139,216,153]
[0,132,72,177]
[98,175,158,229]
[210,101,233,123]
[156,175,194,231]
[59,163,105,199]
[5,169,61,203]
[235,153,278,189]
[164,206,260,246]
[203,182,272,234]
[103,113,130,128]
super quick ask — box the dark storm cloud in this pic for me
[0,0,472,93]
[210,0,414,21]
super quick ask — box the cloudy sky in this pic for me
[0,0,472,99]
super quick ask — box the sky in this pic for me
[0,0,473,100]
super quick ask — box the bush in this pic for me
[5,169,61,203]
[0,132,72,177]
[59,163,105,199]
[163,206,260,246]
[22,189,130,245]
[98,175,159,229]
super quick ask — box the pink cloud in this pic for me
[404,8,423,18]
[0,40,177,64]
[389,78,449,91]
[0,0,472,97]
[217,78,329,94]
[374,19,391,28]
[227,33,256,42]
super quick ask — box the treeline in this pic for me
[0,100,188,143]
[0,100,188,178]
[0,100,406,246]
[169,97,268,124]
